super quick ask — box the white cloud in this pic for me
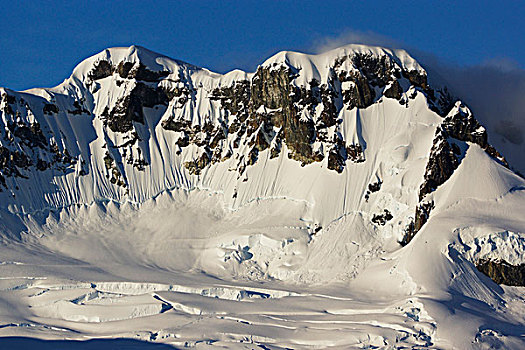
[309,29,404,53]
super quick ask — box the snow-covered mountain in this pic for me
[0,45,524,348]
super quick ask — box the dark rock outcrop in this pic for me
[384,80,403,100]
[372,209,393,226]
[420,104,507,200]
[102,83,170,133]
[103,151,126,187]
[88,60,114,81]
[89,60,170,83]
[250,65,316,164]
[476,259,525,286]
[401,201,434,246]
[118,63,170,82]
[68,100,90,115]
[0,92,77,190]
[365,180,382,201]
[335,52,420,110]
[43,103,59,115]
[155,50,439,177]
[162,57,414,175]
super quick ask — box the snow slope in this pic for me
[0,45,523,348]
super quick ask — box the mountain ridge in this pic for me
[0,45,511,232]
[0,44,524,348]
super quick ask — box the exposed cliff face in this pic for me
[83,48,410,181]
[154,49,433,176]
[88,60,171,84]
[476,259,525,286]
[0,90,75,191]
[101,82,171,133]
[422,103,508,199]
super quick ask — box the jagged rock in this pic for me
[0,146,31,179]
[441,105,487,146]
[476,259,525,286]
[340,73,376,109]
[123,63,170,82]
[424,103,508,192]
[3,93,16,105]
[247,148,259,166]
[88,60,114,81]
[436,87,455,116]
[251,66,316,163]
[365,180,382,201]
[412,201,434,237]
[337,52,409,109]
[43,103,59,115]
[250,127,271,152]
[68,100,90,115]
[403,69,429,90]
[9,121,47,149]
[0,104,76,189]
[346,144,365,163]
[302,77,338,129]
[117,61,135,78]
[270,131,283,159]
[184,151,210,175]
[372,209,393,225]
[103,151,126,187]
[162,118,191,133]
[211,80,251,122]
[418,131,462,200]
[5,46,508,208]
[351,52,400,87]
[88,60,170,83]
[1,92,16,115]
[327,137,353,173]
[384,80,403,100]
[102,83,170,133]
[327,149,345,173]
[209,128,227,150]
[368,181,382,193]
[158,51,430,176]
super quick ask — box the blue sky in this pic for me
[1,1,524,90]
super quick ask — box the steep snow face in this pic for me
[0,45,524,348]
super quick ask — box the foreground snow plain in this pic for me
[0,45,523,348]
[1,175,524,349]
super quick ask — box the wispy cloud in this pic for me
[309,30,404,54]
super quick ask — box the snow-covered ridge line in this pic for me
[261,44,425,86]
[53,44,425,91]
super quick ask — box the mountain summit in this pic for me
[0,45,524,348]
